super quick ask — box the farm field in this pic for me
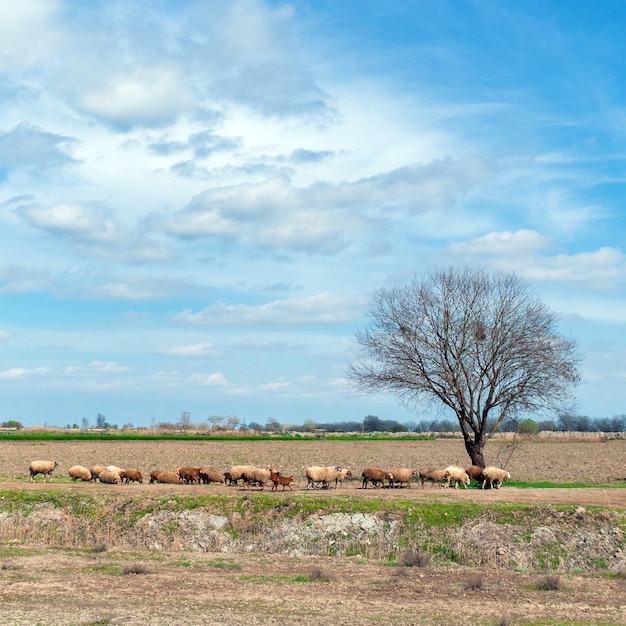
[0,437,625,625]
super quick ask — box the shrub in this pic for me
[534,574,562,591]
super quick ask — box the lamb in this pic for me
[444,465,471,489]
[481,466,511,489]
[68,465,93,482]
[465,465,485,485]
[223,471,236,486]
[198,468,225,484]
[98,469,122,484]
[178,467,201,484]
[155,470,182,484]
[90,465,107,482]
[149,470,162,483]
[387,468,416,488]
[305,466,352,489]
[418,468,447,489]
[29,460,61,483]
[120,469,143,484]
[361,467,393,489]
[269,470,294,492]
[333,468,353,488]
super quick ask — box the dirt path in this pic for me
[3,480,625,510]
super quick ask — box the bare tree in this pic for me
[348,267,581,467]
[179,411,190,431]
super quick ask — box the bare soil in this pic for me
[0,438,625,625]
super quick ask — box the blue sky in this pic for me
[1,0,625,428]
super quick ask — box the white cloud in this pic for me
[0,330,11,341]
[188,372,231,387]
[89,361,130,373]
[157,342,218,357]
[77,65,195,130]
[176,292,365,326]
[16,202,171,263]
[447,230,626,290]
[0,367,51,379]
[0,0,59,71]
[448,229,553,258]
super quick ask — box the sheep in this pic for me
[120,469,143,484]
[105,465,124,477]
[361,467,393,489]
[149,470,163,483]
[90,465,107,482]
[444,465,471,489]
[29,460,61,483]
[227,466,253,485]
[198,468,225,484]
[155,471,182,484]
[269,470,294,492]
[98,469,122,484]
[178,467,201,484]
[241,466,277,491]
[68,465,93,482]
[481,466,511,489]
[465,465,485,485]
[387,468,416,488]
[305,466,352,489]
[418,468,447,489]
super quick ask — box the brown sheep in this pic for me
[198,468,225,484]
[387,467,416,488]
[29,460,61,482]
[418,468,447,489]
[155,471,181,484]
[361,467,393,489]
[120,469,143,484]
[269,471,294,492]
[149,470,162,484]
[466,465,485,485]
[178,467,201,484]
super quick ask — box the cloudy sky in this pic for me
[1,0,625,428]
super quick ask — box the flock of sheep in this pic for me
[27,460,511,490]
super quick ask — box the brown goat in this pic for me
[269,471,294,491]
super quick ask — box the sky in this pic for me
[1,0,625,428]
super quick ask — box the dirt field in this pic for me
[0,438,625,625]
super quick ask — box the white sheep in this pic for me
[90,465,107,481]
[29,460,61,482]
[305,466,352,489]
[68,465,93,482]
[418,468,447,489]
[97,469,122,484]
[481,466,511,489]
[387,468,416,488]
[105,465,124,476]
[241,466,277,491]
[443,465,470,489]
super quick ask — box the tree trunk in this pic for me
[463,436,486,468]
